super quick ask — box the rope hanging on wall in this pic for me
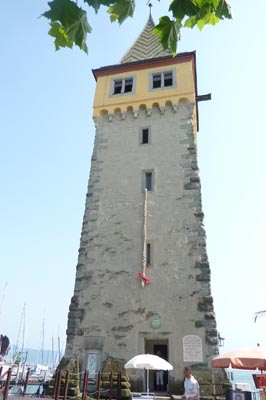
[137,188,150,286]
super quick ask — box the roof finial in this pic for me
[146,1,152,17]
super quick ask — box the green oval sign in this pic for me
[150,316,161,329]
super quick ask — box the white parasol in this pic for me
[125,354,173,394]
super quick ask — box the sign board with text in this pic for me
[183,335,203,362]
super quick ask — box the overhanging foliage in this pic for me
[42,0,232,54]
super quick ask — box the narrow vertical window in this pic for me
[145,172,152,191]
[114,80,122,94]
[152,74,162,88]
[142,128,149,144]
[164,72,173,87]
[146,243,151,266]
[124,78,133,93]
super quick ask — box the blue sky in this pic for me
[1,0,266,356]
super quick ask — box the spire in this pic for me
[120,15,171,64]
[148,2,152,17]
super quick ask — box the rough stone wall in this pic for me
[65,102,219,391]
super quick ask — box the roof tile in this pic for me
[120,15,171,64]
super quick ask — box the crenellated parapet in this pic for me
[93,97,192,119]
[93,101,195,129]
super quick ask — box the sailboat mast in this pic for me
[52,336,54,368]
[21,304,26,358]
[41,316,45,365]
[14,303,26,363]
[0,282,7,326]
[58,336,61,363]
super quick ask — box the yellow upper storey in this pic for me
[92,53,197,118]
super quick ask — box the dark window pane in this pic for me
[164,72,173,87]
[124,78,133,93]
[146,243,151,265]
[145,172,152,191]
[114,80,122,94]
[153,74,161,88]
[142,128,149,144]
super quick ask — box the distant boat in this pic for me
[0,360,22,379]
[30,363,54,381]
[0,359,54,383]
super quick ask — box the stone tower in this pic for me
[65,16,219,393]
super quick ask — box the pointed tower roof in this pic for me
[120,15,171,64]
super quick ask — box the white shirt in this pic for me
[184,375,200,400]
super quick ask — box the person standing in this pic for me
[182,367,200,400]
[155,369,164,391]
[155,351,164,391]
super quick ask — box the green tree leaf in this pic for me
[83,0,114,14]
[42,0,91,53]
[169,0,199,23]
[107,0,135,24]
[184,15,199,28]
[153,16,181,55]
[48,22,73,50]
[216,0,232,19]
[169,0,232,29]
[196,12,220,30]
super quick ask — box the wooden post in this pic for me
[87,370,90,396]
[109,371,113,400]
[63,370,70,400]
[117,371,122,400]
[54,369,62,400]
[3,368,12,400]
[97,371,101,400]
[82,370,88,400]
[22,367,31,396]
[53,369,59,400]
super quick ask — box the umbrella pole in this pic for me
[147,369,149,395]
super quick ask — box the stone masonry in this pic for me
[64,101,221,393]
